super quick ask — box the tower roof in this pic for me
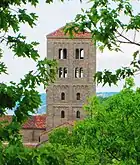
[47,27,91,39]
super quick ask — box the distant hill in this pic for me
[97,92,118,98]
[36,93,47,114]
[7,92,118,115]
[36,92,118,114]
[6,93,47,115]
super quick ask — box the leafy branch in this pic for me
[64,0,140,86]
[0,0,59,143]
[116,31,140,47]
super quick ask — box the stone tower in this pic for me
[46,27,96,130]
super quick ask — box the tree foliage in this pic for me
[1,0,140,164]
[64,0,140,86]
[46,78,140,164]
[0,0,58,143]
[1,80,140,164]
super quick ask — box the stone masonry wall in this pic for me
[46,37,96,130]
[21,129,45,143]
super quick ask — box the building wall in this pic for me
[21,129,45,143]
[47,37,96,130]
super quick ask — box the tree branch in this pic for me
[116,31,140,47]
[106,149,120,162]
[0,32,6,39]
[117,40,140,46]
[9,7,18,13]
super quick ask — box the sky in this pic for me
[0,0,140,93]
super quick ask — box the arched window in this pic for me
[59,49,63,59]
[61,92,65,100]
[75,68,79,78]
[58,68,68,78]
[61,111,65,118]
[80,49,84,59]
[63,49,67,59]
[76,93,80,100]
[76,111,80,118]
[75,49,79,59]
[58,67,63,78]
[64,68,68,78]
[80,68,84,78]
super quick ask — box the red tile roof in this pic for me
[40,120,75,136]
[0,115,12,123]
[47,27,91,39]
[0,115,46,129]
[23,115,46,129]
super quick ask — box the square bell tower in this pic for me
[46,27,96,130]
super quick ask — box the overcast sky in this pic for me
[0,1,140,93]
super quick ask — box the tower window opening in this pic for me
[75,68,79,78]
[75,49,79,59]
[58,67,68,78]
[61,92,65,100]
[59,49,63,59]
[59,67,63,78]
[59,48,67,59]
[64,68,68,78]
[76,93,80,100]
[61,111,65,118]
[80,68,84,78]
[76,111,80,118]
[63,49,67,59]
[80,49,84,59]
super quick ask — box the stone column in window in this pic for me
[59,67,63,78]
[59,49,63,59]
[64,68,68,78]
[75,68,79,78]
[80,68,84,78]
[80,49,84,59]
